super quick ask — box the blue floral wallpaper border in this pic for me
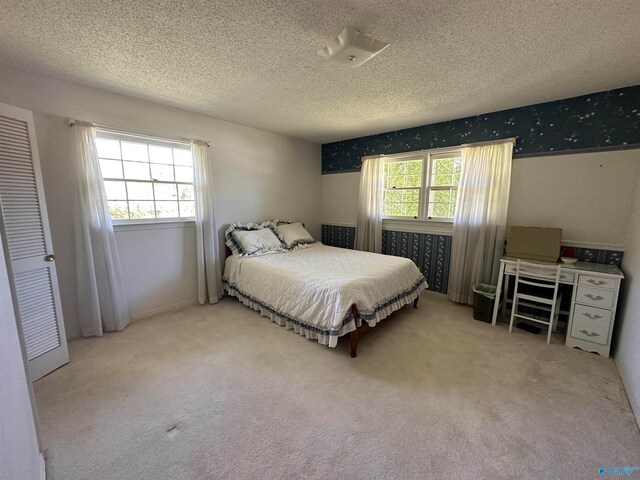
[320,224,625,294]
[322,84,640,173]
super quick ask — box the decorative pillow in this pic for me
[225,222,284,256]
[274,222,317,250]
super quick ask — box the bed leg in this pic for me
[413,297,419,309]
[349,330,359,358]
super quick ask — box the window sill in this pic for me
[113,219,196,232]
[382,218,453,235]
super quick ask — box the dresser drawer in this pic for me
[575,285,615,309]
[578,275,617,290]
[570,304,612,345]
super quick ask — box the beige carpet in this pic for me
[34,295,640,480]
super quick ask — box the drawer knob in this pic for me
[579,329,600,337]
[582,312,603,320]
[585,294,604,301]
[586,279,607,286]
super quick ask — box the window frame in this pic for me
[381,146,462,223]
[95,130,196,225]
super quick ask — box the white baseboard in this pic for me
[615,359,640,431]
[40,452,46,480]
[130,299,200,322]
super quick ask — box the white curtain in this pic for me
[73,124,130,336]
[448,140,514,305]
[354,156,385,253]
[192,141,222,304]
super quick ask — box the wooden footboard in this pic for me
[349,296,419,358]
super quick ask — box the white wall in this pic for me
[0,67,321,339]
[0,236,43,480]
[615,167,640,427]
[507,150,640,248]
[320,150,640,249]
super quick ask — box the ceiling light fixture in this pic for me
[317,26,390,68]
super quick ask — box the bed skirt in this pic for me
[222,277,427,348]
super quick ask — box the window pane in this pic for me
[121,141,149,162]
[123,161,151,180]
[405,174,422,187]
[385,175,403,188]
[104,180,127,200]
[156,201,179,218]
[179,200,195,217]
[405,160,422,175]
[429,203,451,218]
[149,145,173,165]
[100,159,123,179]
[175,166,193,183]
[401,203,419,217]
[108,201,129,220]
[431,190,451,203]
[402,189,420,203]
[154,183,177,200]
[178,184,194,201]
[432,174,455,186]
[433,157,455,174]
[173,148,193,166]
[384,190,401,203]
[96,138,121,159]
[386,203,401,216]
[128,201,155,219]
[151,164,174,182]
[126,181,154,200]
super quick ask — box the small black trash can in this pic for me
[472,283,497,323]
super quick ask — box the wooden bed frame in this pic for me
[348,298,419,358]
[224,245,420,358]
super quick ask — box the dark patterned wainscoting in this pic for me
[560,245,624,267]
[322,84,640,173]
[382,230,452,294]
[321,224,452,294]
[321,224,355,249]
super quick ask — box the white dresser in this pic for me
[492,258,624,357]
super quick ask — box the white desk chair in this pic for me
[509,259,562,344]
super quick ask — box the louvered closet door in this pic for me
[0,102,68,381]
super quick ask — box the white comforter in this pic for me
[223,244,428,347]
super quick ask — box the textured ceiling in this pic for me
[1,0,639,143]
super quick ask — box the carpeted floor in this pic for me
[34,295,640,480]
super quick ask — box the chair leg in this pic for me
[509,296,518,333]
[547,304,556,345]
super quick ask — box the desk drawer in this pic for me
[575,286,615,309]
[570,304,612,345]
[578,275,617,290]
[559,272,575,283]
[505,265,574,283]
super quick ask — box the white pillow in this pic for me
[275,222,316,249]
[225,222,284,256]
[232,228,283,255]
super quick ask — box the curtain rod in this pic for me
[460,137,516,148]
[67,118,210,147]
[372,137,517,159]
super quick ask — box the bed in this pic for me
[222,240,428,357]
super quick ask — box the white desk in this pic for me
[491,257,624,357]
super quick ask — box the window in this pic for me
[96,132,195,222]
[382,149,462,221]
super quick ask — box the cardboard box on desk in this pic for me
[506,226,562,263]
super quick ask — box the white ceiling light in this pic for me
[317,26,390,67]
